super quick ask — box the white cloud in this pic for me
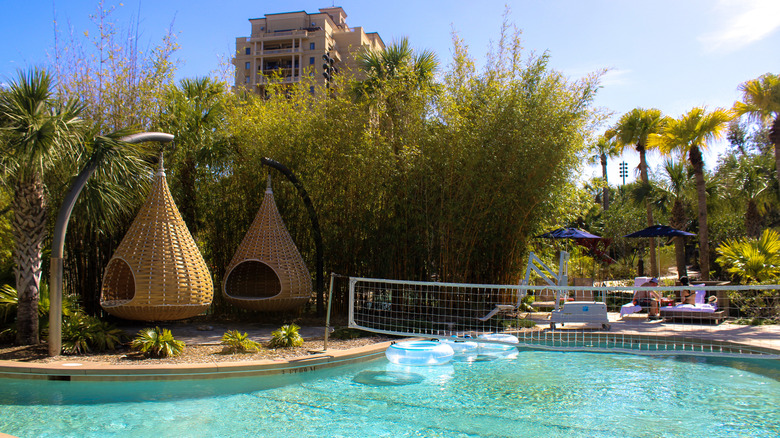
[699,0,780,52]
[600,68,631,88]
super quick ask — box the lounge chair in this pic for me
[660,287,726,324]
[619,277,651,318]
[478,304,516,321]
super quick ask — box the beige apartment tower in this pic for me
[233,7,384,94]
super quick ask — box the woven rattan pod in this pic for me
[100,157,213,321]
[223,177,311,311]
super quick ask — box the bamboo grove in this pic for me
[0,16,601,319]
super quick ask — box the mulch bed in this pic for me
[0,336,393,366]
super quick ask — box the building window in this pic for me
[245,76,249,84]
[310,42,315,50]
[310,86,315,94]
[245,47,251,55]
[245,62,250,70]
[309,57,315,65]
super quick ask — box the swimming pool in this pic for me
[1,350,778,437]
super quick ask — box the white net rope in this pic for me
[348,277,780,358]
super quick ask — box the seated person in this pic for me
[678,276,696,305]
[632,277,661,319]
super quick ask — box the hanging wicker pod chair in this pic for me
[222,177,312,311]
[100,157,213,321]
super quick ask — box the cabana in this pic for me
[222,177,311,311]
[100,156,213,321]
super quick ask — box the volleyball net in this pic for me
[346,276,780,358]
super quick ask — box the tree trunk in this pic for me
[670,199,687,278]
[745,199,763,238]
[690,146,709,281]
[12,176,47,345]
[771,116,780,196]
[638,147,657,277]
[601,153,609,210]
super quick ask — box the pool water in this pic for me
[1,351,778,437]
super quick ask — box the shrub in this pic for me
[62,314,126,355]
[131,326,185,358]
[727,283,780,324]
[716,229,780,284]
[268,324,304,348]
[221,330,261,353]
[515,318,537,329]
[331,327,370,340]
[1,282,81,340]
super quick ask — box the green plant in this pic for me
[0,282,79,323]
[331,327,370,340]
[1,282,81,339]
[268,324,304,348]
[515,319,537,329]
[734,317,773,326]
[519,294,535,312]
[0,284,17,323]
[61,314,126,355]
[220,330,260,353]
[727,282,780,324]
[131,326,185,358]
[716,229,780,283]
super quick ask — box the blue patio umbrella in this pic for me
[624,225,695,278]
[537,228,602,239]
[624,225,695,238]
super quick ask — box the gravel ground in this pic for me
[0,336,392,366]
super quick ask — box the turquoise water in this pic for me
[1,351,778,437]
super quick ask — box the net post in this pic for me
[347,277,357,328]
[322,272,336,351]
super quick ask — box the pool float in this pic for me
[477,333,519,358]
[385,340,454,366]
[440,338,479,362]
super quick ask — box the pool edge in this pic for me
[0,341,395,381]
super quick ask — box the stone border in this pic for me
[0,341,394,381]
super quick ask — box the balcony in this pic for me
[248,29,308,41]
[262,47,302,55]
[262,64,296,72]
[256,75,300,85]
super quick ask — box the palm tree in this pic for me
[356,37,437,95]
[588,134,619,210]
[610,108,667,277]
[724,154,773,237]
[355,37,437,151]
[650,107,732,280]
[733,73,780,190]
[159,77,227,235]
[0,69,84,344]
[656,159,694,277]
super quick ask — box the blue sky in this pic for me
[2,0,779,182]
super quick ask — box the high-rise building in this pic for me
[233,7,385,95]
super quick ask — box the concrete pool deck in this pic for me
[1,316,777,381]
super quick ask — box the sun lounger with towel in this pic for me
[660,286,725,323]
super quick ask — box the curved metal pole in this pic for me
[48,132,174,357]
[260,157,324,316]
